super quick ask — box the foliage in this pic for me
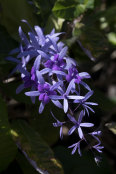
[0,0,116,173]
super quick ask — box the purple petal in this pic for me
[28,32,39,49]
[85,105,95,113]
[34,26,45,46]
[18,65,30,76]
[90,131,101,136]
[84,90,94,101]
[73,99,80,103]
[63,99,68,113]
[67,95,84,100]
[60,126,63,139]
[33,55,41,70]
[39,102,45,114]
[80,123,94,127]
[39,93,45,101]
[85,102,98,106]
[51,111,57,121]
[71,144,78,155]
[68,125,77,135]
[84,107,89,116]
[9,48,20,55]
[78,110,84,124]
[50,81,62,91]
[65,79,75,95]
[79,72,91,79]
[80,81,91,91]
[77,142,82,156]
[18,26,29,45]
[51,100,63,109]
[21,19,34,33]
[25,91,40,96]
[37,50,49,59]
[78,127,83,139]
[16,84,24,94]
[59,46,68,58]
[67,114,77,124]
[36,71,45,84]
[17,50,37,58]
[6,56,20,63]
[49,95,63,100]
[40,68,50,75]
[65,57,77,69]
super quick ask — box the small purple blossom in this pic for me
[67,110,94,139]
[44,54,66,71]
[74,90,98,116]
[51,111,65,139]
[38,83,57,104]
[68,140,82,155]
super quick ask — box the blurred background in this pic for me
[0,0,116,174]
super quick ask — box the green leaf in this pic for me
[84,0,95,9]
[0,0,39,40]
[52,0,77,20]
[11,120,64,174]
[0,81,32,104]
[54,146,111,174]
[77,26,109,58]
[106,122,116,135]
[45,14,64,33]
[94,89,116,112]
[16,152,38,174]
[30,103,65,145]
[0,95,17,172]
[0,25,17,78]
[32,0,56,26]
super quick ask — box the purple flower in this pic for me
[25,78,62,113]
[66,66,91,91]
[68,140,82,155]
[51,111,65,139]
[7,20,102,160]
[49,79,84,113]
[44,54,66,71]
[74,90,98,116]
[89,131,104,153]
[38,83,57,104]
[67,110,94,139]
[93,144,104,153]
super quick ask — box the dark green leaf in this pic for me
[76,26,109,58]
[30,103,65,145]
[52,0,77,20]
[0,95,17,172]
[11,120,64,174]
[16,152,38,174]
[54,146,111,174]
[0,0,39,40]
[0,81,32,104]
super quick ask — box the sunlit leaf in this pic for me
[52,0,76,20]
[106,122,116,135]
[11,120,64,174]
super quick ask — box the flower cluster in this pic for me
[7,20,103,162]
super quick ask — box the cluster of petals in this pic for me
[7,20,103,161]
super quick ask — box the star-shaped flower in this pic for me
[67,110,94,139]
